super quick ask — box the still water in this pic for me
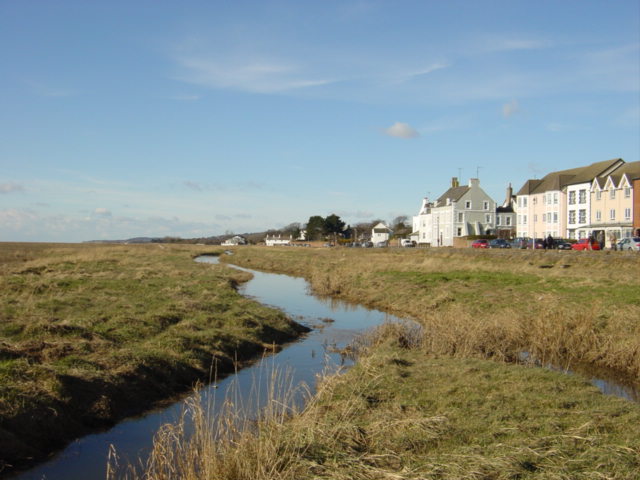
[13,255,403,479]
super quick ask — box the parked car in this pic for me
[471,239,489,248]
[488,239,511,249]
[571,238,601,251]
[400,239,414,247]
[528,238,544,249]
[509,237,528,249]
[555,240,573,250]
[617,237,640,251]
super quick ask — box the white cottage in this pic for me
[371,222,392,245]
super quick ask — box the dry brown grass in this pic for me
[117,322,640,480]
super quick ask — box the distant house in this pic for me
[265,234,291,246]
[221,235,247,246]
[412,197,434,245]
[371,222,392,245]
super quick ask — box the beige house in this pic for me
[516,158,624,240]
[590,161,640,247]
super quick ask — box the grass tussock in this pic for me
[0,243,307,473]
[121,323,640,479]
[222,247,640,379]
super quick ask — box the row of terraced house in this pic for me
[411,158,640,249]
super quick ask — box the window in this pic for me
[532,197,537,205]
[523,215,527,225]
[465,200,471,209]
[610,189,616,200]
[457,212,464,222]
[553,192,558,205]
[578,189,586,203]
[553,212,558,223]
[542,213,547,222]
[485,214,491,223]
[596,210,601,221]
[625,208,631,220]
[523,198,528,207]
[578,209,586,224]
[496,215,501,226]
[568,211,576,224]
[457,227,462,236]
[568,191,576,205]
[610,209,616,220]
[506,217,511,226]
[483,201,489,210]
[596,190,601,200]
[625,187,631,198]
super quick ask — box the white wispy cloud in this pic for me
[383,122,420,139]
[0,182,25,194]
[175,56,334,93]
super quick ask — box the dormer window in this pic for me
[610,189,616,200]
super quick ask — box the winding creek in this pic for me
[11,254,640,479]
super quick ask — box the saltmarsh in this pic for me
[0,243,306,473]
[222,247,640,378]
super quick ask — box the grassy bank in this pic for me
[121,323,640,479]
[221,247,640,380]
[0,243,307,474]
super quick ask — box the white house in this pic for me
[265,234,291,246]
[221,235,247,246]
[371,222,392,245]
[412,197,433,245]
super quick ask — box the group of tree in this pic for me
[305,214,347,241]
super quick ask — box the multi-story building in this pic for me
[417,177,496,247]
[412,197,433,245]
[516,158,625,240]
[590,161,640,246]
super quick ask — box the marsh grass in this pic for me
[0,243,307,472]
[121,322,640,479]
[222,247,640,379]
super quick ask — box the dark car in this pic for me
[471,239,489,248]
[555,240,573,250]
[488,239,511,249]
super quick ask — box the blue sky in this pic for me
[1,0,639,242]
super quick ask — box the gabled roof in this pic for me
[436,186,469,205]
[600,161,640,188]
[517,158,625,195]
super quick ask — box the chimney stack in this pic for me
[451,177,459,188]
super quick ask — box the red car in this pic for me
[471,239,489,248]
[571,238,601,251]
